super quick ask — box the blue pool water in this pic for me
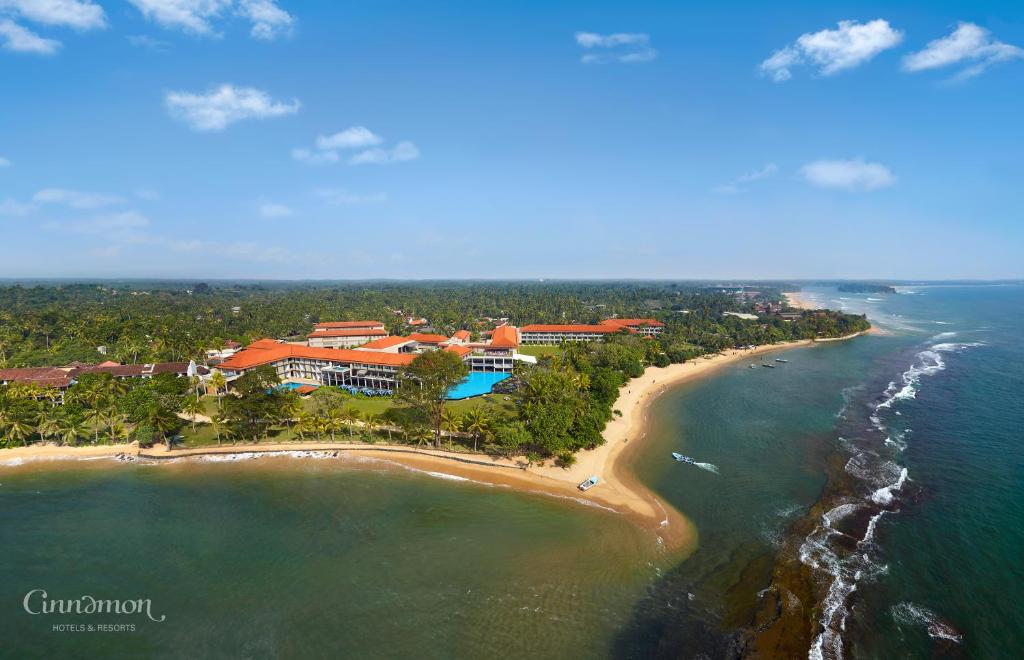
[447,372,511,400]
[276,382,314,392]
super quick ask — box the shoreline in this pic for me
[783,290,818,310]
[1,336,866,554]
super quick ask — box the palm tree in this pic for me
[57,418,85,447]
[342,407,361,439]
[325,408,342,442]
[463,407,492,452]
[208,371,227,409]
[281,397,303,439]
[6,413,35,447]
[37,414,61,445]
[361,412,380,443]
[294,411,313,442]
[182,397,205,434]
[84,407,105,445]
[210,413,226,446]
[440,408,462,450]
[109,419,132,445]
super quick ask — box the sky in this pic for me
[1,0,1022,280]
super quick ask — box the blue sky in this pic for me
[1,1,1022,280]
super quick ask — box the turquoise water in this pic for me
[2,285,1020,657]
[0,459,660,658]
[447,372,510,400]
[276,382,316,392]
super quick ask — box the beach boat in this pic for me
[750,364,758,369]
[761,363,775,368]
[578,476,600,491]
[775,358,789,363]
[672,452,695,464]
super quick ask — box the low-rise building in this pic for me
[307,320,389,348]
[519,318,663,344]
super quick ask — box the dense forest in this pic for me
[0,280,867,368]
[0,281,869,457]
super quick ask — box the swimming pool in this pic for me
[446,372,511,400]
[276,382,316,392]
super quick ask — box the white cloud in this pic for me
[760,19,903,82]
[314,189,387,205]
[349,141,420,165]
[801,158,896,191]
[712,163,778,194]
[34,188,126,209]
[259,202,293,218]
[294,127,415,166]
[165,84,300,131]
[0,197,34,215]
[575,31,656,64]
[238,0,294,40]
[0,0,106,30]
[315,126,382,151]
[126,0,294,40]
[902,22,1023,81]
[0,18,60,53]
[0,156,9,167]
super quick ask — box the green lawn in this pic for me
[516,345,563,358]
[179,391,516,449]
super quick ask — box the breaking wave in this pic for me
[891,602,963,642]
[803,337,983,658]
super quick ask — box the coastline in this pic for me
[1,337,865,554]
[783,290,818,310]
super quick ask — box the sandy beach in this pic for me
[0,336,872,555]
[783,290,818,310]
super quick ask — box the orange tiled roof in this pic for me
[519,324,620,333]
[489,325,519,348]
[444,345,472,357]
[217,340,416,370]
[358,336,416,350]
[409,333,448,344]
[307,328,388,338]
[313,320,385,329]
[452,330,471,341]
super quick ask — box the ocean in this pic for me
[2,284,1021,658]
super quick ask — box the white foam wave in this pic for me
[693,462,719,474]
[1,457,25,467]
[891,602,963,642]
[822,503,861,529]
[871,468,908,505]
[423,470,469,482]
[860,511,887,545]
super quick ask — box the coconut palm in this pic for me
[6,413,35,447]
[342,407,361,439]
[463,407,492,452]
[182,397,205,434]
[440,408,462,450]
[325,408,342,441]
[37,413,61,445]
[361,412,380,443]
[208,371,227,409]
[57,418,85,447]
[84,407,105,444]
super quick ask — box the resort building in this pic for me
[307,320,389,348]
[600,318,665,336]
[519,319,663,344]
[0,361,209,393]
[218,324,536,392]
[216,339,416,391]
